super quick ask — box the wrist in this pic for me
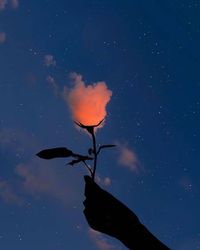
[118,223,170,250]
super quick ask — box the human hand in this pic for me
[83,176,140,244]
[83,175,170,250]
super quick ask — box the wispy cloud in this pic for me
[116,141,140,173]
[15,159,78,206]
[88,229,116,250]
[0,128,79,207]
[0,180,23,205]
[44,54,56,67]
[0,32,6,44]
[0,0,7,10]
[10,0,18,8]
[0,0,19,10]
[46,75,60,97]
[0,128,38,157]
[96,176,112,187]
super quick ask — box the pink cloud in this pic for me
[117,142,140,173]
[88,229,116,250]
[0,180,23,205]
[0,32,6,44]
[0,128,38,155]
[0,0,7,10]
[64,73,112,128]
[10,0,18,8]
[0,128,80,207]
[103,177,112,186]
[46,75,60,97]
[15,159,79,206]
[96,176,112,187]
[0,0,19,10]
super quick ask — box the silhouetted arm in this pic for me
[83,176,170,250]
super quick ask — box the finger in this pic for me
[83,197,98,210]
[83,208,101,231]
[83,198,89,207]
[83,208,95,225]
[84,175,94,197]
[83,208,114,236]
[84,175,92,184]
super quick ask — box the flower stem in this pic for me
[91,131,97,181]
[82,161,93,176]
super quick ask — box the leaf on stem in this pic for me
[67,155,93,166]
[67,159,82,166]
[97,144,116,154]
[36,147,74,159]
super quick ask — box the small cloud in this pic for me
[46,75,60,97]
[0,0,19,10]
[0,0,7,10]
[0,32,6,44]
[96,176,112,187]
[46,75,55,84]
[0,180,23,205]
[15,159,78,206]
[117,141,140,173]
[88,228,116,250]
[0,128,38,156]
[103,177,111,186]
[44,54,56,67]
[10,0,19,8]
[0,128,79,207]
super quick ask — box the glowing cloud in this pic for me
[0,32,6,44]
[65,73,112,127]
[15,161,78,206]
[117,141,140,173]
[88,229,116,250]
[0,128,79,207]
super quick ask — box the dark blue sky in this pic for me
[0,1,200,249]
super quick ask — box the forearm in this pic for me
[118,223,170,250]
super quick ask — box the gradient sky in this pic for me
[0,1,200,250]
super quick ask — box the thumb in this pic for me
[84,175,102,197]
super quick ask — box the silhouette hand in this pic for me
[83,175,139,239]
[83,175,170,250]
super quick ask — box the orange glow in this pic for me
[66,73,112,129]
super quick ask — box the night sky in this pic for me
[0,1,200,249]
